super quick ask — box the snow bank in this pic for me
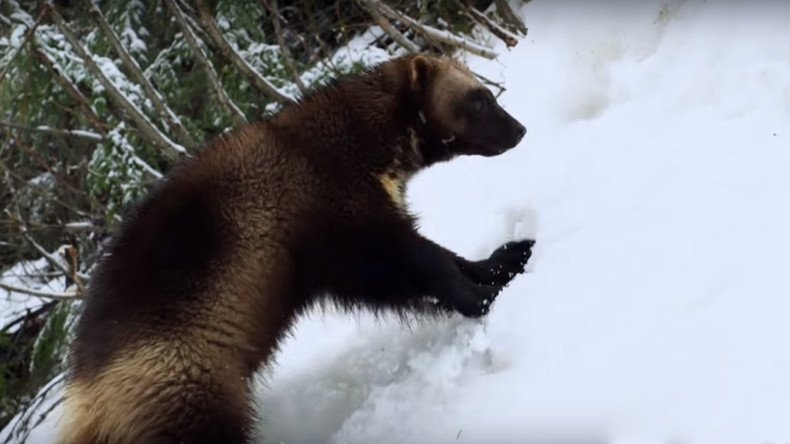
[258,1,790,443]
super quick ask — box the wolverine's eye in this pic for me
[468,89,492,114]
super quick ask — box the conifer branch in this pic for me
[90,5,198,150]
[194,0,294,104]
[51,9,187,161]
[0,5,50,85]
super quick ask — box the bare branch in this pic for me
[63,221,99,232]
[90,5,198,150]
[19,230,90,283]
[5,202,92,284]
[51,8,187,161]
[0,281,78,300]
[164,0,249,125]
[0,119,103,142]
[357,0,419,54]
[29,43,106,132]
[372,1,498,59]
[460,2,519,48]
[62,244,85,296]
[194,0,294,105]
[0,5,50,85]
[261,0,309,93]
[473,71,506,97]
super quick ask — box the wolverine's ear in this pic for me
[409,55,433,93]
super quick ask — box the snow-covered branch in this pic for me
[0,119,103,142]
[164,0,249,125]
[0,5,49,85]
[357,0,420,54]
[0,281,78,301]
[372,0,498,59]
[51,9,187,162]
[30,43,107,132]
[194,0,294,105]
[90,5,198,150]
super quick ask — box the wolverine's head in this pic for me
[403,55,526,161]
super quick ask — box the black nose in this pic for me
[515,122,527,142]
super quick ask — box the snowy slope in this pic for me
[257,1,790,443]
[7,1,790,443]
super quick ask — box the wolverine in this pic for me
[59,54,533,443]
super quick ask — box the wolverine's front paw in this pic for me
[490,239,534,273]
[476,239,534,286]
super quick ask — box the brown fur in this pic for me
[60,55,530,443]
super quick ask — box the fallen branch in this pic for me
[90,4,198,150]
[0,119,103,142]
[373,0,497,59]
[0,281,78,300]
[0,5,50,85]
[261,0,309,93]
[165,0,249,125]
[493,0,528,35]
[51,8,187,161]
[460,2,519,48]
[357,0,419,54]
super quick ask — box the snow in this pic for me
[62,221,94,230]
[66,129,103,141]
[5,0,790,442]
[8,23,26,47]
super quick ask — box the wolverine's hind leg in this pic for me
[59,352,252,444]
